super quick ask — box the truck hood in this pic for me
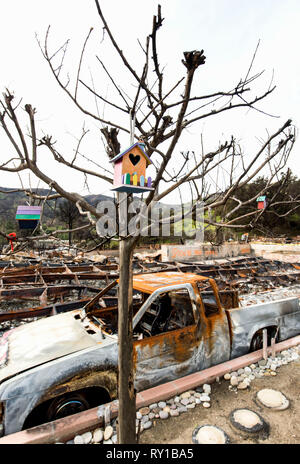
[0,310,110,382]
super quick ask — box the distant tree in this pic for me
[58,199,81,245]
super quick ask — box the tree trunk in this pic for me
[117,236,136,444]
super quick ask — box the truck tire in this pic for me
[250,330,264,352]
[46,392,90,422]
[250,327,278,353]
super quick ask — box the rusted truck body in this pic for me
[0,271,299,436]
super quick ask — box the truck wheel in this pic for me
[250,331,263,352]
[46,393,90,422]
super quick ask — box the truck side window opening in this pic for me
[197,283,219,317]
[137,289,195,337]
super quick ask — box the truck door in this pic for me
[196,280,231,367]
[133,284,201,391]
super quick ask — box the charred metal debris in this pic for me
[0,255,299,327]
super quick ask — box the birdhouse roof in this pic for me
[257,196,266,202]
[109,142,152,165]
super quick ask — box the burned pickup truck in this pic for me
[0,271,300,436]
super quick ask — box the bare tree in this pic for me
[0,2,297,443]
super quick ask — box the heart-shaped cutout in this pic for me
[129,153,140,166]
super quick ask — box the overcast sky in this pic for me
[0,0,299,203]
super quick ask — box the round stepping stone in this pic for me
[256,389,289,410]
[229,409,269,437]
[192,425,230,444]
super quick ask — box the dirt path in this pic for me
[140,359,300,444]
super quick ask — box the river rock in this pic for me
[93,429,103,443]
[149,403,158,410]
[203,402,211,408]
[139,407,150,415]
[237,381,249,390]
[143,421,152,430]
[104,425,113,441]
[224,373,231,380]
[178,406,188,413]
[158,401,167,409]
[159,410,169,420]
[187,403,196,409]
[181,398,190,406]
[230,376,239,386]
[244,366,252,374]
[170,409,179,417]
[203,384,211,394]
[81,431,92,444]
[181,392,191,399]
[74,435,84,444]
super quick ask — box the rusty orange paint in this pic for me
[131,272,211,294]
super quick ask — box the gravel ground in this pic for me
[64,345,300,445]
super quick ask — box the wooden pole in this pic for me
[117,112,137,444]
[263,329,268,360]
[117,236,136,443]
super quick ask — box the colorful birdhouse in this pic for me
[257,196,267,210]
[110,141,154,193]
[16,205,42,230]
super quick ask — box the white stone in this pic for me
[143,420,152,430]
[200,394,210,402]
[159,410,169,419]
[224,373,231,380]
[74,435,84,444]
[104,425,114,441]
[170,409,179,417]
[81,431,92,444]
[187,403,196,409]
[93,428,103,443]
[158,401,167,409]
[149,403,158,410]
[203,384,211,394]
[203,402,211,408]
[136,412,142,420]
[180,392,191,399]
[237,381,249,390]
[244,366,252,374]
[230,376,239,387]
